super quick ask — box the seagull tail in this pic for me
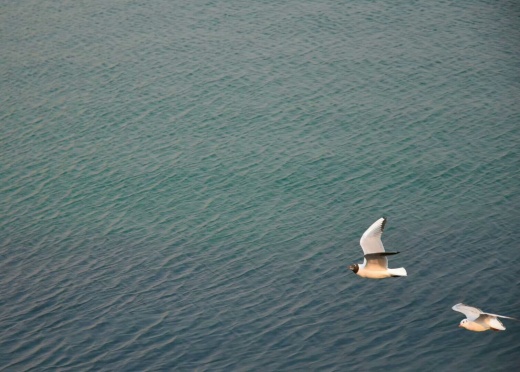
[388,267,407,277]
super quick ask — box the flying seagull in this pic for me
[348,217,407,279]
[452,303,518,332]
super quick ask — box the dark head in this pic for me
[348,264,359,273]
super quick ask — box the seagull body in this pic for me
[452,303,517,332]
[348,217,407,279]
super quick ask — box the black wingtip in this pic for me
[364,252,400,259]
[381,217,387,232]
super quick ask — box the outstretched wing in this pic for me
[482,311,519,321]
[360,217,387,255]
[452,303,483,321]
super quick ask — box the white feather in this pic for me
[359,217,386,254]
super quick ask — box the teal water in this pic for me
[1,0,519,370]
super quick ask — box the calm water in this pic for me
[1,1,519,371]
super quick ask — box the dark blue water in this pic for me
[1,1,519,370]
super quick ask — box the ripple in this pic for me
[2,0,520,371]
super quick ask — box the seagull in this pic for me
[348,217,407,279]
[452,303,518,332]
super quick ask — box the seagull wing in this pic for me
[360,217,387,255]
[481,311,519,321]
[452,303,483,321]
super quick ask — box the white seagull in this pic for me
[452,303,518,332]
[348,217,407,279]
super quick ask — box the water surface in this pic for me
[1,1,519,370]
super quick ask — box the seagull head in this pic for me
[348,264,359,274]
[459,319,468,329]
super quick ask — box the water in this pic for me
[1,1,519,370]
